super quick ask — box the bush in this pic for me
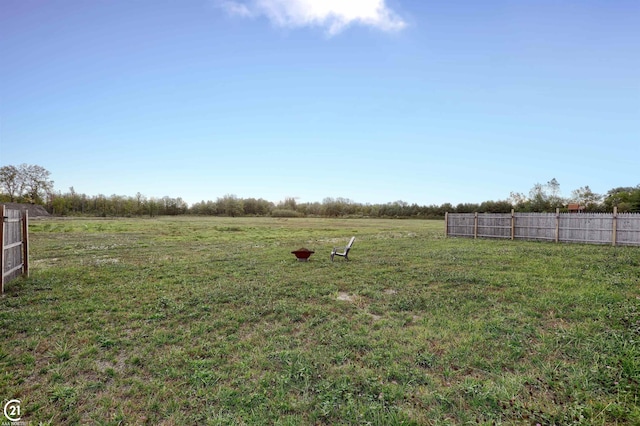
[271,209,302,218]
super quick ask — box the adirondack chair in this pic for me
[331,236,355,261]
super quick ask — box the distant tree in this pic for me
[479,200,513,213]
[379,200,408,217]
[339,197,359,216]
[508,192,527,211]
[111,194,126,216]
[455,203,479,213]
[135,192,146,215]
[218,194,244,217]
[147,197,159,217]
[0,165,22,201]
[321,197,341,217]
[160,196,187,215]
[546,178,561,201]
[603,185,640,212]
[570,186,602,210]
[525,179,565,212]
[632,189,640,213]
[545,178,565,210]
[190,200,216,215]
[508,192,526,205]
[528,183,548,212]
[279,197,298,211]
[304,201,323,216]
[22,164,54,204]
[0,163,54,204]
[242,198,273,216]
[50,191,70,215]
[360,203,377,217]
[439,203,454,216]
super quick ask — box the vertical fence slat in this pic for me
[612,206,618,247]
[23,210,29,278]
[511,209,515,240]
[474,212,478,239]
[444,212,448,238]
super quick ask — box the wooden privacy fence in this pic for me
[445,208,640,247]
[1,205,29,293]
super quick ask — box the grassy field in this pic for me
[1,216,639,425]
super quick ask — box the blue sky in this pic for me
[1,0,638,206]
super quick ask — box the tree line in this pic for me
[1,165,639,218]
[0,164,54,204]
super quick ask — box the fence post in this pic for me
[555,208,560,243]
[1,204,5,294]
[474,212,478,239]
[22,210,29,278]
[444,212,448,238]
[511,209,515,240]
[612,206,617,247]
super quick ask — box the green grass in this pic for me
[1,216,639,425]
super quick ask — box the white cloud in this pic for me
[219,0,406,35]
[219,1,253,17]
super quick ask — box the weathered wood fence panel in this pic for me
[445,213,476,238]
[1,205,29,293]
[558,213,613,244]
[616,213,640,246]
[477,213,512,239]
[514,213,557,242]
[446,208,640,247]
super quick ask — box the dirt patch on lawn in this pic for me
[337,292,355,302]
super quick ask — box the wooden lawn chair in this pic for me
[331,236,355,262]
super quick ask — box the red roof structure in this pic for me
[567,203,585,213]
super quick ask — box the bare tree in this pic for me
[545,178,564,209]
[571,186,601,209]
[0,164,54,203]
[0,165,22,201]
[21,164,54,204]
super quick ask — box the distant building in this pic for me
[567,203,585,213]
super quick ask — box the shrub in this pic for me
[271,209,302,218]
